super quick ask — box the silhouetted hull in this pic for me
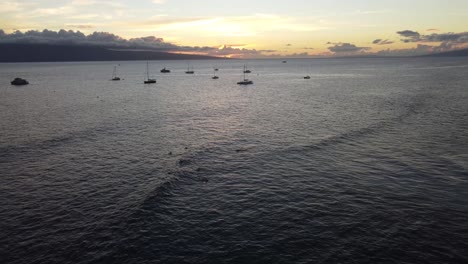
[237,79,253,85]
[11,78,29,85]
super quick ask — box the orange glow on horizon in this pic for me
[170,51,233,58]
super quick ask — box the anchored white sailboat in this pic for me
[185,63,194,74]
[144,62,156,84]
[237,65,253,85]
[212,68,219,79]
[111,65,120,81]
[304,65,311,79]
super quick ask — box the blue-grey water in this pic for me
[0,58,467,264]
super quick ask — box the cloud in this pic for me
[397,30,468,43]
[353,9,391,15]
[0,1,24,13]
[71,0,96,5]
[327,42,370,53]
[396,30,468,51]
[135,14,329,38]
[376,44,439,56]
[427,28,439,31]
[200,46,274,58]
[397,30,421,43]
[30,6,76,17]
[397,30,420,38]
[396,30,468,44]
[73,1,125,8]
[0,29,176,49]
[137,16,214,28]
[422,32,468,43]
[152,0,166,3]
[332,31,468,56]
[288,52,310,57]
[65,24,95,29]
[372,39,393,45]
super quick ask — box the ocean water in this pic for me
[0,58,467,264]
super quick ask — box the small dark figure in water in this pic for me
[179,159,191,166]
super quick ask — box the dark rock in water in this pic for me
[178,159,191,166]
[196,167,202,172]
[201,177,208,183]
[168,152,172,155]
[235,148,248,153]
[11,77,29,85]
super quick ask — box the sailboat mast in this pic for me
[146,62,149,80]
[243,65,246,80]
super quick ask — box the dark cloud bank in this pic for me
[393,30,468,54]
[372,39,394,45]
[0,29,171,49]
[397,30,468,44]
[328,30,468,56]
[0,29,272,58]
[327,42,370,53]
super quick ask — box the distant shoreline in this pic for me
[0,43,467,63]
[0,43,224,63]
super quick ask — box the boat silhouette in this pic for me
[144,62,156,84]
[237,65,253,85]
[11,77,29,85]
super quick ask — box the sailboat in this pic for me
[243,65,251,73]
[303,64,311,79]
[144,62,156,84]
[111,65,120,81]
[237,65,253,85]
[212,68,219,79]
[160,67,171,73]
[185,63,194,74]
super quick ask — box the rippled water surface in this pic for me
[1,58,467,264]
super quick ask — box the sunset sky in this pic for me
[1,0,468,58]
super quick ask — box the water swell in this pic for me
[136,150,216,210]
[286,90,432,156]
[0,124,120,163]
[133,89,433,210]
